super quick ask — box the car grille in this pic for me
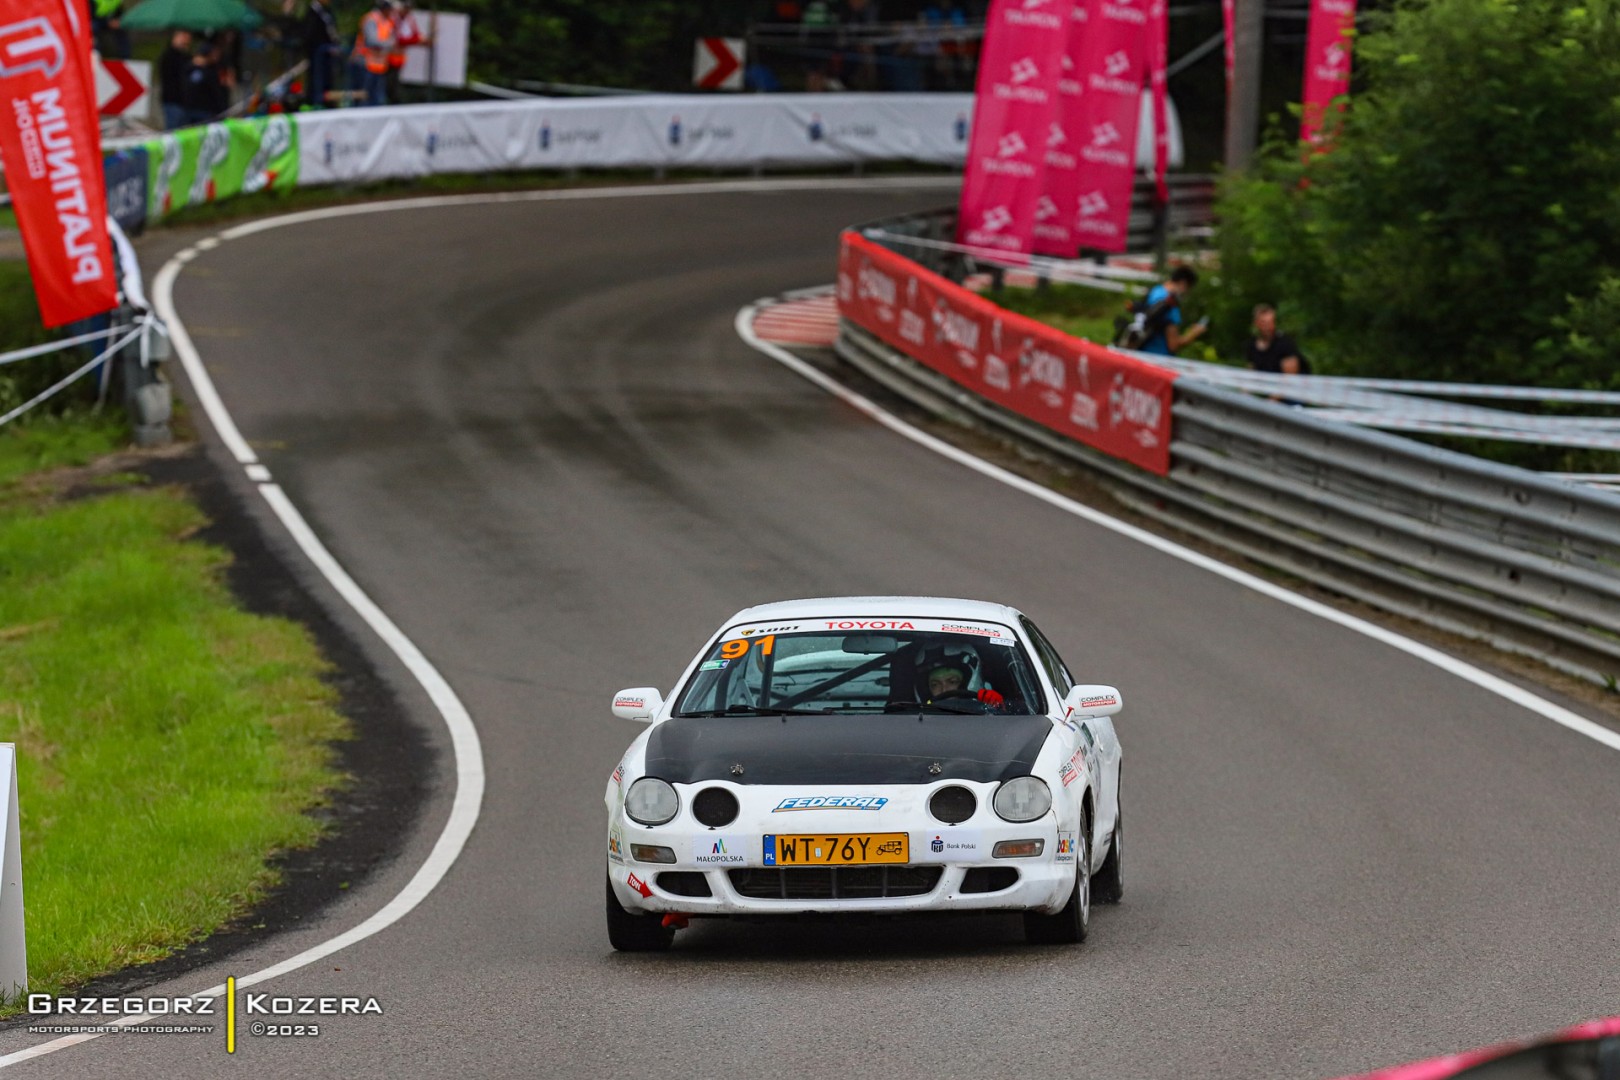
[728,866,943,900]
[959,867,1019,894]
[656,872,713,898]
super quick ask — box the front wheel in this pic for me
[605,874,674,952]
[1093,804,1123,905]
[1023,819,1090,945]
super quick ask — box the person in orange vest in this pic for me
[350,0,395,106]
[386,1,429,104]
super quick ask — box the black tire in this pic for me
[1093,804,1124,905]
[605,875,674,952]
[1023,816,1090,945]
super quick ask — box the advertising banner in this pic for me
[0,0,117,326]
[1149,0,1168,203]
[147,115,297,221]
[1067,0,1150,253]
[1301,0,1355,145]
[102,145,145,234]
[838,231,1176,475]
[1031,2,1086,257]
[955,0,1073,260]
[296,95,975,185]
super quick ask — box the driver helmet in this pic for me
[913,642,981,699]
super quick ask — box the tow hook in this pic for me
[661,913,690,930]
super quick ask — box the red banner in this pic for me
[1221,0,1234,99]
[1067,0,1149,254]
[1301,0,1355,146]
[838,231,1176,475]
[956,0,1074,261]
[0,0,116,327]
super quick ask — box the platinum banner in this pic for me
[295,94,978,185]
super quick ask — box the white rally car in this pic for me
[604,597,1124,951]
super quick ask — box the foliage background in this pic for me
[1204,0,1620,399]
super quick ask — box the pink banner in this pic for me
[1067,0,1149,253]
[1031,1,1087,256]
[839,231,1177,475]
[956,0,1074,260]
[1301,0,1355,145]
[1149,0,1168,204]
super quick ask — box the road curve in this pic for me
[7,181,1620,1079]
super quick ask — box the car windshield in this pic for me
[674,620,1047,717]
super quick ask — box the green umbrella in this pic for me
[121,0,264,32]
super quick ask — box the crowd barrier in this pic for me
[835,225,1620,688]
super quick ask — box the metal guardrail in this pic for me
[836,226,1620,687]
[853,177,1216,280]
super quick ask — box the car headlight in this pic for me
[625,778,679,826]
[993,776,1051,823]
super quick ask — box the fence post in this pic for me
[119,314,172,448]
[0,744,25,1002]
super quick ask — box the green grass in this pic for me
[991,281,1131,345]
[0,423,350,1001]
[990,279,1231,364]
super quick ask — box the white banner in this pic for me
[296,94,980,185]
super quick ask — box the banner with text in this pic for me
[295,95,974,185]
[0,0,116,326]
[955,0,1073,260]
[1301,0,1355,145]
[838,231,1175,474]
[147,115,297,221]
[1066,0,1150,253]
[1032,1,1087,256]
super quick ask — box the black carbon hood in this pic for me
[643,713,1054,785]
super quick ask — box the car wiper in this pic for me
[680,704,829,718]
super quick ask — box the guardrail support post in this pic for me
[0,744,26,1002]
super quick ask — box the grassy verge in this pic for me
[990,279,1230,365]
[0,419,349,1001]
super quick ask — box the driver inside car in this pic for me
[916,646,1006,709]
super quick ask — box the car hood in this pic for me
[644,713,1053,785]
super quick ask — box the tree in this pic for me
[1207,0,1620,391]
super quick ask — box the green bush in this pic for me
[1211,0,1620,390]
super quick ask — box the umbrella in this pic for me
[121,0,264,31]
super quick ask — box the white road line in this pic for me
[0,175,958,1070]
[735,301,1620,755]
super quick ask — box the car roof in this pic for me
[723,596,1028,627]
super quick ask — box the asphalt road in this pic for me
[5,181,1618,1079]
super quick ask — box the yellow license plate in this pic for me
[764,833,909,866]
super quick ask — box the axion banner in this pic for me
[1065,0,1151,253]
[0,0,116,326]
[838,231,1176,475]
[956,0,1073,260]
[1301,0,1355,145]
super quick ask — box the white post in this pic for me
[0,745,26,1000]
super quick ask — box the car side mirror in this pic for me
[1063,684,1122,719]
[611,687,663,723]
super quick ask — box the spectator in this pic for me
[159,29,193,130]
[1246,304,1310,375]
[91,0,131,59]
[350,0,394,107]
[388,2,429,104]
[304,0,341,108]
[1138,266,1207,356]
[182,42,225,125]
